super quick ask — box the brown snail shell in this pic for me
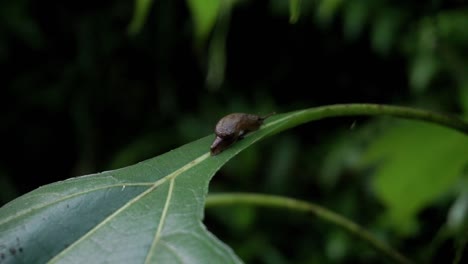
[210,112,275,155]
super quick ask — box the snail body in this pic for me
[210,112,275,155]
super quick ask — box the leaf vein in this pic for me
[144,178,175,263]
[47,152,209,263]
[0,183,153,226]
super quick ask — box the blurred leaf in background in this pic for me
[186,0,222,46]
[361,121,468,235]
[128,0,154,35]
[289,0,302,24]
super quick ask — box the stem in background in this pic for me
[206,193,414,264]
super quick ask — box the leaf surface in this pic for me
[0,137,243,263]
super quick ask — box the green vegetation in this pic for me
[1,0,467,263]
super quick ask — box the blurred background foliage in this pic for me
[1,0,467,263]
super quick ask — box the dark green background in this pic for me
[1,0,467,263]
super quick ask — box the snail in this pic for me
[210,112,275,156]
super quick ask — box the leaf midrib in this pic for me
[47,152,210,263]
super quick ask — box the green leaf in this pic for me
[362,121,468,234]
[289,0,301,24]
[343,0,368,40]
[370,9,402,55]
[436,10,468,45]
[128,0,154,35]
[1,104,466,262]
[409,53,438,93]
[316,0,343,25]
[186,0,222,46]
[447,186,468,232]
[205,19,228,90]
[0,137,242,263]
